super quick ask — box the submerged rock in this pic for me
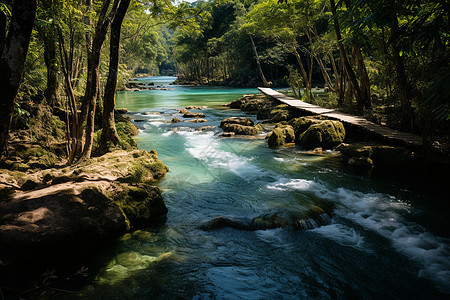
[171,117,181,123]
[200,208,333,231]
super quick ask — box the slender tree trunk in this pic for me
[353,44,371,109]
[330,0,364,113]
[292,47,311,93]
[79,0,120,161]
[43,33,59,106]
[100,0,131,151]
[0,0,37,157]
[389,9,413,131]
[249,34,268,87]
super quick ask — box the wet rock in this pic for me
[200,206,333,231]
[183,112,205,118]
[198,126,217,132]
[298,120,345,149]
[220,117,254,127]
[143,112,161,115]
[219,132,235,137]
[267,124,295,147]
[186,119,208,123]
[221,123,263,135]
[288,116,326,138]
[179,108,189,114]
[171,117,181,123]
[338,143,414,169]
[348,156,374,170]
[186,106,204,110]
[268,104,298,122]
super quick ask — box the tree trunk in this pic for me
[292,47,311,94]
[78,0,120,162]
[390,9,413,131]
[353,44,371,109]
[0,0,37,157]
[100,0,131,151]
[43,32,59,106]
[249,34,268,87]
[330,0,364,113]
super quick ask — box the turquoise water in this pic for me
[77,77,449,298]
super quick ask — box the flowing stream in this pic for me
[74,76,449,299]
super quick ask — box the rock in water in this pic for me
[267,124,295,147]
[199,204,334,231]
[220,117,254,127]
[183,112,205,118]
[298,120,345,149]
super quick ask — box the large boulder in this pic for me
[183,112,205,118]
[222,123,263,135]
[225,94,276,112]
[288,116,326,138]
[338,143,414,169]
[267,124,295,147]
[267,104,298,122]
[298,120,345,149]
[220,117,254,127]
[0,150,169,256]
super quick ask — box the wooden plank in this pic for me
[258,87,422,148]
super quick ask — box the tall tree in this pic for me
[72,0,120,162]
[0,0,37,157]
[100,0,131,151]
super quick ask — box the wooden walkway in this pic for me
[258,87,423,148]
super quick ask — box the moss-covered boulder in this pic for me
[222,123,263,135]
[225,94,276,112]
[183,112,205,118]
[298,120,345,149]
[0,150,169,256]
[348,156,374,170]
[338,143,415,170]
[220,117,254,127]
[267,124,295,147]
[288,117,326,138]
[268,104,298,122]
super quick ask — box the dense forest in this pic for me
[0,0,448,165]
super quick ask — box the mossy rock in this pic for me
[220,117,254,127]
[339,143,374,158]
[371,145,413,167]
[269,104,297,122]
[115,184,167,228]
[298,120,345,149]
[288,117,325,137]
[267,125,295,147]
[348,156,374,170]
[222,123,262,135]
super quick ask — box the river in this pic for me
[74,76,449,299]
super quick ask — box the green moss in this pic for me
[114,184,167,228]
[299,120,345,149]
[127,164,150,183]
[147,161,169,179]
